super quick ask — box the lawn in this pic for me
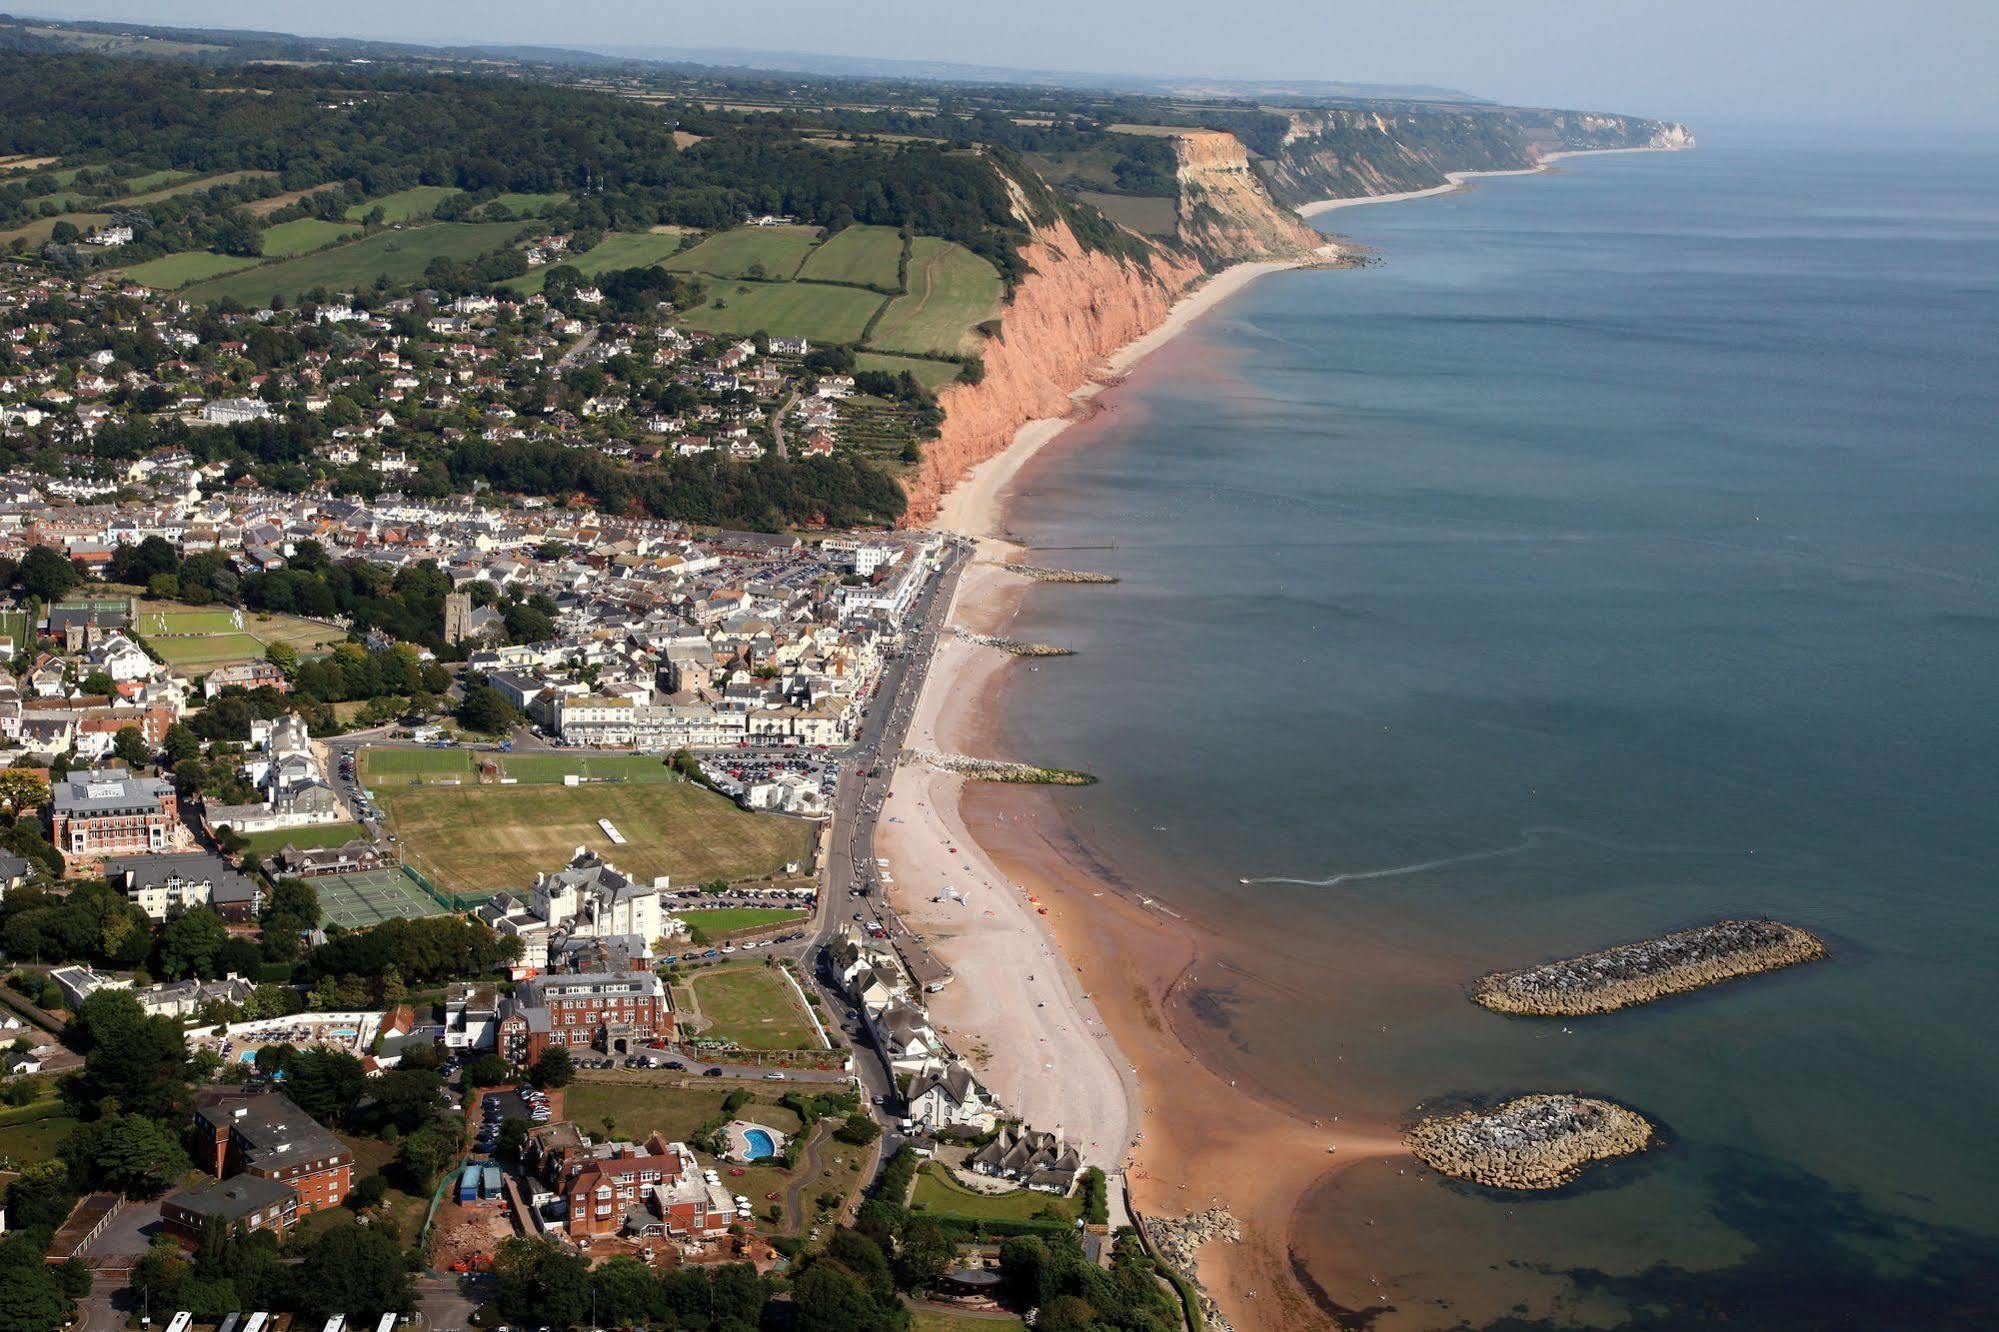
[345,186,461,222]
[300,1134,427,1240]
[499,752,677,785]
[181,222,523,305]
[180,221,521,305]
[686,963,821,1051]
[0,1100,78,1171]
[259,217,360,257]
[681,279,885,345]
[150,632,267,668]
[665,226,821,280]
[911,1162,1077,1223]
[360,747,476,782]
[0,212,112,247]
[378,779,814,896]
[680,907,809,941]
[137,600,345,670]
[856,352,963,391]
[114,251,261,289]
[239,821,365,856]
[866,238,1003,356]
[913,1312,1025,1332]
[796,224,904,290]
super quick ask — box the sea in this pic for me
[988,130,1999,1329]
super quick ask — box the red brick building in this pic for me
[49,767,183,860]
[546,1133,733,1242]
[497,967,669,1065]
[193,1090,352,1216]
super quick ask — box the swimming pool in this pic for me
[743,1128,776,1160]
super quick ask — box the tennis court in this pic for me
[315,868,449,929]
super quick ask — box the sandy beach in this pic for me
[1298,144,1685,217]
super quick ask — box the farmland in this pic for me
[376,778,814,896]
[0,212,112,247]
[500,228,691,294]
[682,279,885,345]
[665,225,821,280]
[481,191,569,216]
[115,251,260,289]
[796,224,904,290]
[1075,189,1179,237]
[867,237,1002,355]
[344,185,459,222]
[855,352,962,391]
[258,217,359,257]
[180,222,523,305]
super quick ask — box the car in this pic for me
[763,1071,788,1081]
[664,1060,685,1070]
[703,1067,725,1077]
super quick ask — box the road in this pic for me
[769,387,798,460]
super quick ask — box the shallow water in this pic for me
[990,131,1999,1327]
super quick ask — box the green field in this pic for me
[666,226,821,280]
[117,168,194,194]
[115,251,261,288]
[137,600,345,670]
[240,821,365,856]
[0,1101,78,1171]
[913,1312,1025,1332]
[359,747,476,782]
[502,229,692,293]
[483,192,569,216]
[1075,189,1179,237]
[855,352,962,391]
[259,217,360,257]
[120,170,273,206]
[911,1162,1078,1222]
[0,610,32,650]
[345,185,460,222]
[681,908,809,941]
[0,212,112,246]
[499,752,678,785]
[683,279,885,344]
[379,779,814,896]
[562,1081,801,1143]
[181,222,523,305]
[686,963,821,1050]
[867,238,1002,356]
[796,224,904,289]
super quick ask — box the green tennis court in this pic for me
[315,868,449,929]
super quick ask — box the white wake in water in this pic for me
[1241,825,1756,888]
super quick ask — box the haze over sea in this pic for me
[989,132,1999,1327]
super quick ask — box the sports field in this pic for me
[344,186,460,223]
[359,747,474,783]
[115,251,261,289]
[686,962,822,1050]
[258,217,360,257]
[855,352,962,391]
[377,779,813,897]
[866,237,1002,356]
[181,222,523,305]
[682,280,885,345]
[796,224,903,289]
[501,229,692,294]
[665,225,821,280]
[136,601,345,670]
[315,868,447,930]
[358,748,677,786]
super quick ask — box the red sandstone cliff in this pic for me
[902,218,1204,525]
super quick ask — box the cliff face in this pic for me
[1260,106,1692,206]
[1173,129,1324,263]
[902,218,1203,524]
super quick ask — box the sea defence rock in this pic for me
[1470,918,1827,1017]
[1142,1208,1241,1332]
[950,626,1074,656]
[996,564,1120,584]
[1408,1094,1655,1191]
[902,747,1095,786]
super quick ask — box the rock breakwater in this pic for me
[1143,1207,1240,1332]
[1408,1094,1656,1191]
[903,747,1096,786]
[949,626,1073,656]
[1471,918,1828,1016]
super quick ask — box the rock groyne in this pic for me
[1471,918,1827,1017]
[1142,1207,1240,1332]
[1408,1094,1655,1191]
[950,626,1073,657]
[903,747,1096,786]
[997,564,1119,584]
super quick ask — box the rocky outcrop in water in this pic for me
[1471,918,1827,1017]
[1408,1094,1655,1191]
[997,564,1119,584]
[950,626,1073,656]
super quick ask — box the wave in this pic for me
[1242,825,1756,888]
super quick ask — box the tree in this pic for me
[397,1119,460,1187]
[264,641,300,676]
[294,1227,412,1320]
[63,1114,188,1196]
[453,683,518,734]
[111,726,151,768]
[0,1265,70,1332]
[493,1238,590,1328]
[529,1045,573,1090]
[895,1218,956,1290]
[17,546,80,601]
[999,1234,1054,1311]
[0,770,50,818]
[791,1259,903,1332]
[834,1112,881,1146]
[464,1053,512,1088]
[155,908,229,979]
[161,722,202,768]
[68,989,192,1119]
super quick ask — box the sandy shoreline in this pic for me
[891,147,1680,1328]
[1297,144,1684,217]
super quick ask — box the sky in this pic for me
[22,1,1999,128]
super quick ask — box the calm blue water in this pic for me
[993,133,1999,1328]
